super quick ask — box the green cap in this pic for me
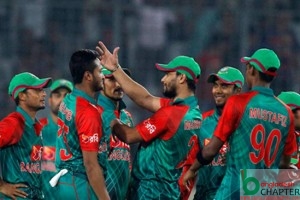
[240,48,280,76]
[8,72,52,99]
[102,67,131,77]
[207,66,244,88]
[155,56,201,83]
[50,79,73,93]
[277,91,300,110]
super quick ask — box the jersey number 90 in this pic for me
[249,124,281,168]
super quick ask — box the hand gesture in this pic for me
[0,182,28,200]
[182,168,197,189]
[96,41,120,71]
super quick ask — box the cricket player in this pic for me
[39,79,73,200]
[194,66,244,200]
[184,48,297,199]
[97,68,133,200]
[0,72,52,199]
[277,91,300,169]
[55,49,110,200]
[96,41,202,200]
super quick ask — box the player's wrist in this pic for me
[196,150,211,166]
[110,64,120,73]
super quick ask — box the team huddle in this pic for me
[0,41,299,200]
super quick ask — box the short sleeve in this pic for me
[0,112,24,147]
[76,105,102,152]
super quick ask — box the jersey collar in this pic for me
[251,86,274,96]
[172,96,199,107]
[72,88,97,105]
[97,93,126,110]
[16,106,37,126]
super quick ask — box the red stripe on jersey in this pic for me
[75,97,103,152]
[214,92,257,142]
[39,118,48,127]
[159,98,173,107]
[283,104,297,156]
[136,105,189,142]
[202,109,214,120]
[0,112,25,147]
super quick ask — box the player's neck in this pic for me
[51,112,58,124]
[175,87,194,100]
[251,76,271,88]
[19,105,37,120]
[75,84,97,100]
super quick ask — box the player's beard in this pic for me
[163,84,177,98]
[35,105,46,111]
[52,107,59,116]
[92,78,103,92]
[103,89,123,101]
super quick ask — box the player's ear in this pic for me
[235,87,242,94]
[84,71,93,81]
[18,90,27,101]
[178,73,187,83]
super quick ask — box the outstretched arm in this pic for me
[96,41,161,112]
[111,119,143,144]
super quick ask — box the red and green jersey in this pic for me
[195,109,227,200]
[213,86,297,199]
[98,94,133,200]
[129,96,202,200]
[39,116,58,200]
[56,89,105,176]
[0,107,44,199]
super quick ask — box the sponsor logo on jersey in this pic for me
[31,145,43,161]
[143,119,156,134]
[98,142,108,153]
[108,149,131,162]
[82,133,99,143]
[59,102,73,121]
[41,161,56,172]
[20,162,41,174]
[184,120,201,130]
[42,146,56,161]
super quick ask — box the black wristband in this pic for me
[196,149,211,165]
[110,64,120,73]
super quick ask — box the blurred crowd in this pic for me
[1,0,300,121]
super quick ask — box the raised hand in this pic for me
[96,41,120,71]
[0,182,28,200]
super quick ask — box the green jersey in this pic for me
[56,89,105,174]
[213,87,296,199]
[39,116,58,200]
[129,96,202,200]
[0,107,44,199]
[194,109,227,200]
[55,89,106,199]
[98,94,133,200]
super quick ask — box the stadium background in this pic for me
[1,0,300,123]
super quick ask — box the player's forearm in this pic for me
[111,67,159,112]
[112,122,141,144]
[85,164,110,200]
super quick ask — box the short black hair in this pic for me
[176,71,196,92]
[69,49,100,84]
[258,67,277,83]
